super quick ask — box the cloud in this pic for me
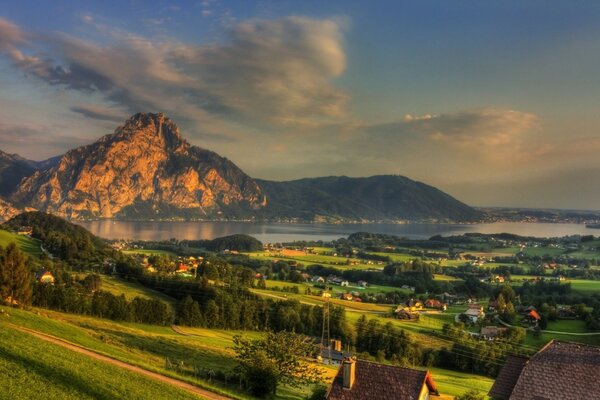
[363,107,540,161]
[0,16,348,135]
[70,105,128,122]
[0,122,88,156]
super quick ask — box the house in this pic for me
[35,270,55,284]
[489,341,600,400]
[480,326,507,340]
[488,299,499,312]
[394,306,419,321]
[461,304,485,323]
[521,310,541,326]
[357,280,368,288]
[328,276,349,287]
[322,291,332,298]
[405,299,424,311]
[340,293,354,301]
[425,299,447,311]
[326,357,440,399]
[319,348,353,366]
[17,226,33,236]
[312,276,325,283]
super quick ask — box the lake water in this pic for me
[75,220,599,243]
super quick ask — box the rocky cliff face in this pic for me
[12,113,265,219]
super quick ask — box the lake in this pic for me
[75,220,599,243]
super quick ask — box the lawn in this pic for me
[100,275,176,304]
[123,249,177,257]
[0,326,199,400]
[0,229,41,257]
[568,279,600,294]
[425,367,494,399]
[0,305,327,399]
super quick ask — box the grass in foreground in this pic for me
[0,325,198,400]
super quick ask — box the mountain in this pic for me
[257,176,482,222]
[3,112,482,222]
[12,113,266,219]
[0,150,38,197]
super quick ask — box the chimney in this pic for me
[342,357,356,390]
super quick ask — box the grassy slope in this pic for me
[0,326,199,400]
[100,275,177,304]
[0,229,41,256]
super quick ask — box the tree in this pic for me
[0,243,32,306]
[455,389,485,400]
[233,331,323,397]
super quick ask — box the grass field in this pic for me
[0,229,41,257]
[0,326,199,400]
[425,367,494,399]
[100,275,176,304]
[123,249,177,257]
[0,305,327,399]
[568,279,600,294]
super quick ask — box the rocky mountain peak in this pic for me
[10,112,265,219]
[103,112,187,152]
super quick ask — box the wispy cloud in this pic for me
[0,16,348,136]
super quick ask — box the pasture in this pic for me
[0,229,41,256]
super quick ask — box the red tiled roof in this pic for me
[528,310,541,320]
[326,359,438,400]
[489,341,600,400]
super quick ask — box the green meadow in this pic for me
[0,229,41,256]
[0,325,199,400]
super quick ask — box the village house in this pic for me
[326,357,440,400]
[35,269,55,285]
[328,276,349,287]
[480,326,507,340]
[461,304,485,324]
[357,280,368,288]
[425,299,447,311]
[340,293,354,301]
[394,305,419,321]
[311,275,325,284]
[489,341,600,400]
[521,310,541,327]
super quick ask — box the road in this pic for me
[9,324,232,400]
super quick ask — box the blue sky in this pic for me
[1,1,600,209]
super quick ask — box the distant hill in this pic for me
[1,112,482,222]
[0,150,37,197]
[2,211,114,262]
[257,176,483,222]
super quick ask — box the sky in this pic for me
[1,1,600,209]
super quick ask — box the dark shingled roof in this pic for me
[488,355,528,400]
[326,359,438,400]
[489,341,600,400]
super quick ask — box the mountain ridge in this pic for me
[1,112,482,222]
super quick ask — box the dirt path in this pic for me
[9,324,232,400]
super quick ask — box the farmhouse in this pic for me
[425,299,447,311]
[17,226,33,235]
[489,341,600,400]
[326,357,439,399]
[35,269,55,285]
[480,326,507,340]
